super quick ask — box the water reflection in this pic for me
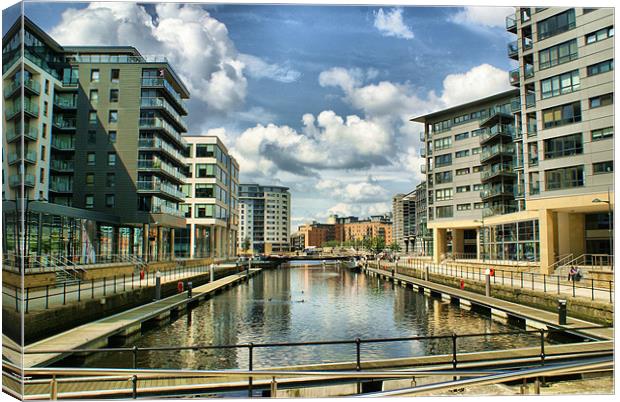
[86,261,541,370]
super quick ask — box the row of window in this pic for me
[86,152,117,166]
[90,68,121,83]
[84,194,116,209]
[539,59,613,101]
[431,105,509,133]
[541,96,613,129]
[89,89,119,103]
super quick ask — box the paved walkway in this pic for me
[366,265,613,341]
[374,260,614,303]
[2,264,240,313]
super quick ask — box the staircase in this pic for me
[552,254,613,279]
[48,255,85,286]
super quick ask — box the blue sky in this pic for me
[6,2,518,229]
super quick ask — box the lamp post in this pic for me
[593,188,613,258]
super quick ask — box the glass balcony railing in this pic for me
[523,37,533,51]
[137,180,185,200]
[51,138,75,150]
[139,117,187,147]
[482,204,518,218]
[480,124,515,143]
[50,180,73,192]
[524,64,534,79]
[141,78,187,113]
[508,41,519,58]
[52,117,77,129]
[4,78,41,97]
[529,180,540,195]
[525,92,536,108]
[528,156,539,167]
[138,138,185,163]
[6,125,38,142]
[480,185,515,199]
[515,184,525,197]
[50,159,75,171]
[419,132,425,142]
[511,97,521,113]
[140,97,187,132]
[480,143,514,162]
[420,147,426,157]
[420,164,426,174]
[506,14,517,31]
[8,150,37,164]
[5,99,39,119]
[151,204,185,217]
[509,68,520,85]
[137,159,186,182]
[54,96,77,109]
[480,164,515,181]
[527,125,538,137]
[9,174,35,187]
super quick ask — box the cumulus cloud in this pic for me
[373,8,414,40]
[316,177,389,203]
[450,6,515,28]
[438,63,512,107]
[239,54,301,83]
[327,202,391,218]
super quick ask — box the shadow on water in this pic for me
[75,262,552,370]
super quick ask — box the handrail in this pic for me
[549,253,573,272]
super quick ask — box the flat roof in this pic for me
[410,89,519,123]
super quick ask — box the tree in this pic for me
[389,242,401,252]
[369,236,386,253]
[242,237,251,252]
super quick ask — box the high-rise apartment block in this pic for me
[177,136,239,258]
[3,17,190,263]
[392,191,417,253]
[414,7,614,273]
[238,184,291,254]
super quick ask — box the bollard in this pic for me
[485,269,491,297]
[187,281,193,298]
[155,271,162,300]
[557,299,567,325]
[210,263,214,282]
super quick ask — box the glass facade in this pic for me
[482,219,540,261]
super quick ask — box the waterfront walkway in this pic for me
[366,265,613,341]
[17,269,260,368]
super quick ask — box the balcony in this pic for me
[139,117,187,147]
[151,204,185,218]
[50,159,75,172]
[4,78,41,98]
[420,164,426,174]
[6,125,38,143]
[528,156,539,167]
[53,96,77,109]
[507,41,519,59]
[138,138,185,164]
[480,164,516,182]
[137,159,187,183]
[480,143,514,163]
[480,185,515,200]
[524,64,534,79]
[137,180,185,201]
[525,92,536,108]
[8,150,37,165]
[509,68,520,86]
[479,124,515,145]
[511,97,521,113]
[419,132,425,142]
[140,97,188,132]
[523,37,533,51]
[506,14,517,32]
[51,138,75,151]
[482,204,518,218]
[529,180,540,195]
[52,117,77,130]
[49,180,73,193]
[527,125,537,137]
[5,99,39,120]
[141,78,188,115]
[9,174,35,187]
[420,147,426,157]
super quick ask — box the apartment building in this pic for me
[238,184,291,254]
[392,191,417,253]
[413,7,614,273]
[414,181,432,255]
[2,17,189,263]
[294,222,335,249]
[343,216,393,245]
[177,136,239,258]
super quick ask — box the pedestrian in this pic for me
[568,266,576,282]
[575,267,583,282]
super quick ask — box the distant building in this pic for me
[295,222,335,248]
[238,184,291,254]
[343,217,393,245]
[414,181,431,255]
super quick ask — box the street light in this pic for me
[593,188,613,258]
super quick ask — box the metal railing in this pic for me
[548,254,574,272]
[138,117,187,147]
[136,180,185,200]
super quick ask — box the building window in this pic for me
[195,183,214,198]
[455,150,470,158]
[87,152,96,165]
[85,195,94,209]
[545,165,584,190]
[585,26,614,44]
[89,89,98,103]
[109,89,119,102]
[473,184,482,191]
[108,130,117,143]
[456,185,470,193]
[473,202,484,209]
[40,168,45,183]
[109,110,118,123]
[105,194,115,208]
[40,145,45,160]
[544,133,583,159]
[111,69,120,82]
[537,9,576,41]
[42,123,47,138]
[435,188,453,201]
[587,59,613,76]
[435,206,453,218]
[435,153,452,167]
[542,101,581,128]
[195,204,214,218]
[457,203,471,211]
[43,101,48,116]
[90,69,100,82]
[456,167,470,176]
[89,111,97,125]
[106,173,115,187]
[434,137,452,151]
[471,128,484,137]
[540,70,579,99]
[593,161,613,174]
[471,147,481,155]
[592,127,613,141]
[589,93,613,108]
[107,152,116,166]
[44,79,49,94]
[473,165,482,173]
[86,173,95,186]
[433,119,451,133]
[88,130,96,144]
[435,171,453,184]
[538,39,578,70]
[455,132,469,141]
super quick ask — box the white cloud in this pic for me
[315,177,389,203]
[327,202,391,218]
[450,6,515,29]
[438,63,513,107]
[373,8,414,40]
[239,54,301,83]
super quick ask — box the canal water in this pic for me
[85,261,543,370]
